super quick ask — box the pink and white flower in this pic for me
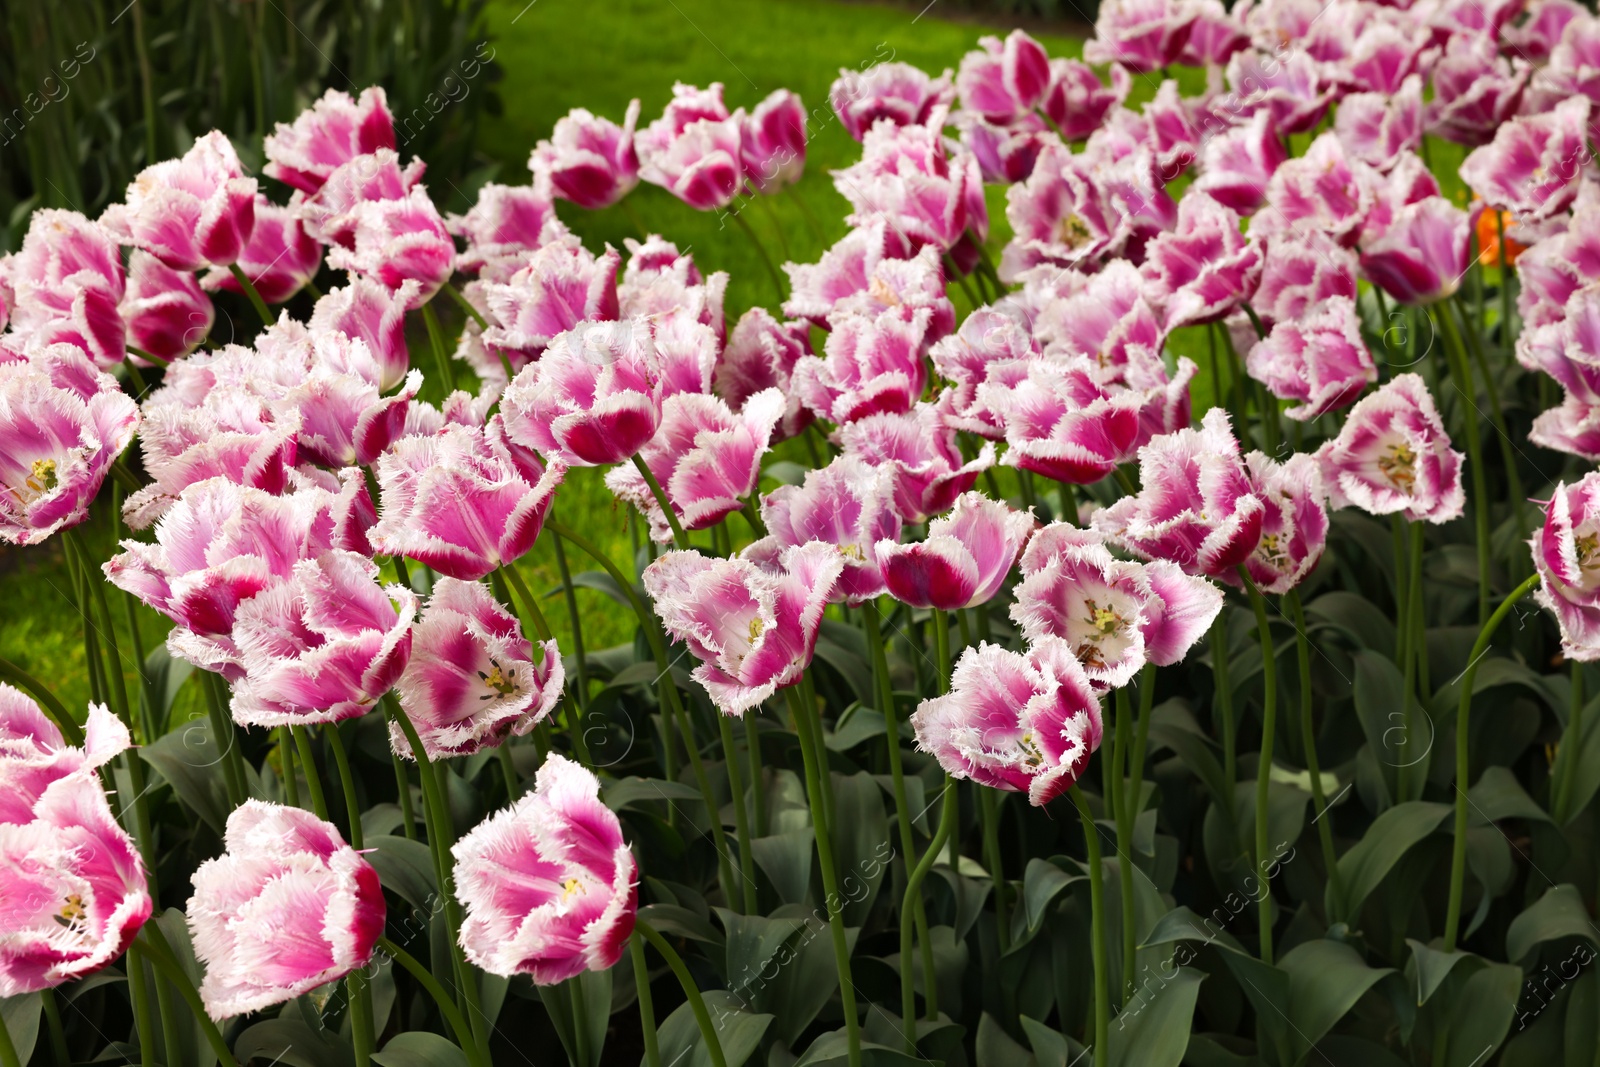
[5,210,126,369]
[753,454,902,605]
[1531,472,1600,660]
[1040,59,1130,142]
[1425,34,1530,146]
[1085,0,1198,72]
[636,83,744,212]
[102,131,257,272]
[325,186,455,307]
[122,250,213,363]
[0,693,129,825]
[1250,233,1359,329]
[980,356,1143,485]
[956,31,1053,123]
[1359,196,1472,305]
[1335,77,1423,173]
[530,102,643,209]
[264,87,397,195]
[783,223,953,336]
[448,181,562,277]
[794,308,932,425]
[452,754,636,983]
[202,198,322,307]
[1244,296,1377,420]
[1192,110,1288,216]
[309,277,416,391]
[1225,49,1333,135]
[875,491,1033,610]
[1315,373,1465,523]
[832,111,988,257]
[829,62,955,141]
[838,402,995,524]
[1460,97,1591,223]
[714,307,814,440]
[1241,452,1329,594]
[479,237,621,368]
[1141,192,1261,330]
[188,802,385,1018]
[740,89,808,193]
[931,309,1038,439]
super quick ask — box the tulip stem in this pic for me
[1496,211,1515,344]
[729,209,785,303]
[1070,786,1110,1067]
[278,727,300,807]
[1556,660,1585,823]
[932,609,952,694]
[1239,567,1278,964]
[745,713,768,836]
[1286,590,1342,907]
[127,944,158,1067]
[719,711,758,913]
[324,723,364,849]
[500,562,555,643]
[138,927,240,1067]
[0,657,82,745]
[569,973,593,1067]
[630,932,663,1067]
[1126,663,1157,825]
[1211,614,1237,819]
[1451,294,1529,576]
[862,598,937,1016]
[421,301,458,393]
[393,750,417,839]
[1445,572,1541,950]
[227,262,274,326]
[636,918,729,1067]
[1114,685,1137,1005]
[979,786,1010,963]
[443,279,489,332]
[200,673,249,810]
[292,727,330,820]
[1432,304,1491,624]
[41,988,68,1067]
[786,684,862,1067]
[631,455,689,549]
[328,719,378,1067]
[901,776,959,1051]
[550,522,591,713]
[378,936,483,1065]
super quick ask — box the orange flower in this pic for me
[1477,208,1527,267]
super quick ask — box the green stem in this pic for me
[942,252,982,311]
[1411,523,1430,701]
[636,919,729,1067]
[500,562,554,642]
[1286,590,1341,906]
[127,944,157,1067]
[0,658,82,745]
[1496,210,1514,345]
[139,929,240,1067]
[1127,663,1157,821]
[551,523,591,712]
[932,609,951,694]
[1212,614,1237,819]
[1556,662,1585,822]
[1453,295,1527,567]
[393,747,416,839]
[421,301,457,393]
[227,262,273,326]
[293,726,329,819]
[1070,787,1110,1066]
[730,209,785,302]
[324,724,364,848]
[444,279,490,331]
[901,777,958,1051]
[745,712,767,837]
[1114,685,1137,1005]
[1240,569,1278,964]
[570,971,593,1067]
[631,455,689,549]
[1444,573,1542,950]
[378,936,481,1063]
[41,987,68,1067]
[630,933,663,1067]
[1433,305,1491,624]
[719,712,758,913]
[498,745,519,801]
[980,787,1010,962]
[201,673,248,809]
[786,685,861,1067]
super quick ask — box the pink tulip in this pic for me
[1532,10,1600,122]
[618,236,728,339]
[910,638,1102,806]
[500,319,663,465]
[103,131,257,271]
[1531,472,1600,660]
[299,149,427,248]
[264,87,396,195]
[1192,110,1287,215]
[794,308,931,425]
[1093,408,1266,578]
[753,454,902,605]
[1355,153,1442,246]
[956,31,1053,123]
[1180,0,1249,65]
[1245,296,1377,420]
[1251,232,1359,329]
[6,210,126,369]
[0,693,129,827]
[999,143,1145,279]
[956,111,1053,185]
[838,402,995,524]
[1515,192,1600,329]
[1225,49,1332,135]
[832,111,988,257]
[531,101,643,209]
[652,306,719,399]
[1460,97,1591,223]
[644,542,843,715]
[1531,392,1600,460]
[1033,259,1165,373]
[1359,196,1472,305]
[1251,133,1373,249]
[453,754,636,983]
[478,236,620,369]
[981,356,1143,485]
[447,181,562,277]
[196,198,321,310]
[875,491,1033,610]
[394,578,563,758]
[1508,0,1587,62]
[931,309,1038,439]
[1085,0,1198,72]
[0,766,150,996]
[122,250,214,363]
[783,223,953,337]
[1239,451,1329,594]
[830,62,955,142]
[607,389,784,542]
[188,802,384,1018]
[1335,77,1423,173]
[326,186,455,307]
[1425,34,1530,146]
[228,550,415,727]
[1041,59,1130,141]
[0,344,139,546]
[636,83,744,212]
[371,420,565,580]
[284,337,421,469]
[1315,374,1465,523]
[714,307,814,440]
[1141,192,1262,330]
[1135,81,1203,179]
[740,89,808,194]
[309,277,415,391]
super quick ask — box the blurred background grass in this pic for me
[0,0,1101,720]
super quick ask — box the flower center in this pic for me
[1017,731,1045,770]
[1577,531,1600,573]
[1257,532,1287,568]
[1088,601,1123,636]
[1378,440,1417,492]
[54,893,87,930]
[15,458,58,504]
[561,877,582,903]
[748,616,765,644]
[867,275,901,307]
[477,659,518,700]
[1057,213,1092,249]
[838,542,866,563]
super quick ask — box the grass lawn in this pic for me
[0,0,1100,720]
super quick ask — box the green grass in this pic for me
[2,0,1097,721]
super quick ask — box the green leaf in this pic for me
[1020,857,1081,933]
[536,969,612,1067]
[141,643,193,734]
[0,994,39,1067]
[1328,801,1450,922]
[1278,939,1393,1064]
[1405,939,1478,1005]
[1506,884,1599,964]
[601,776,702,811]
[141,716,237,833]
[637,903,724,947]
[1146,702,1232,810]
[794,1029,929,1066]
[1306,590,1396,658]
[751,828,814,906]
[977,1010,1036,1066]
[1140,905,1248,956]
[1441,961,1522,1067]
[1549,694,1600,824]
[364,835,438,912]
[234,1017,351,1067]
[1352,648,1419,787]
[1019,1015,1082,1067]
[570,569,638,611]
[372,1032,470,1067]
[1218,951,1291,1058]
[1107,965,1203,1067]
[829,771,891,927]
[1468,765,1552,825]
[760,905,862,1046]
[658,989,772,1067]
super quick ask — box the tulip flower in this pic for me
[309,276,416,391]
[829,61,955,142]
[0,693,129,826]
[980,356,1143,485]
[1180,0,1248,65]
[1359,196,1472,305]
[479,237,621,367]
[606,388,786,543]
[837,402,995,524]
[931,308,1038,439]
[1192,110,1287,215]
[1315,373,1465,523]
[1531,472,1600,660]
[1531,392,1600,460]
[1508,0,1586,62]
[188,802,385,1018]
[1141,192,1262,330]
[1225,49,1333,135]
[452,754,637,983]
[371,420,566,580]
[1425,34,1530,146]
[1093,408,1266,578]
[1040,59,1130,141]
[1335,77,1423,173]
[910,637,1102,806]
[618,236,729,339]
[783,222,954,338]
[1240,451,1329,594]
[102,131,257,271]
[740,89,808,193]
[714,307,814,440]
[956,111,1053,185]
[443,181,560,280]
[500,319,664,466]
[6,209,126,369]
[636,83,744,212]
[202,198,322,307]
[325,185,455,307]
[1251,133,1373,249]
[1031,259,1164,377]
[264,86,397,195]
[1244,296,1378,420]
[121,250,214,363]
[643,542,843,716]
[394,578,564,758]
[832,111,989,258]
[753,454,902,605]
[1250,232,1359,329]
[1085,0,1198,72]
[299,149,427,248]
[530,101,643,209]
[0,344,139,546]
[956,31,1053,123]
[228,550,416,727]
[875,491,1034,610]
[793,308,932,425]
[1460,97,1591,223]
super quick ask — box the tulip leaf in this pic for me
[364,834,438,912]
[1019,1014,1084,1067]
[828,771,891,927]
[1405,939,1479,1006]
[977,1010,1036,1066]
[234,1017,351,1067]
[637,903,724,947]
[600,775,702,812]
[1328,801,1450,922]
[1020,857,1080,934]
[1505,883,1599,964]
[1107,965,1203,1067]
[372,1032,470,1067]
[794,1028,928,1066]
[1306,590,1396,659]
[1549,694,1600,824]
[0,994,39,1067]
[140,716,237,834]
[537,968,611,1067]
[569,569,638,611]
[657,989,772,1067]
[1278,940,1392,1063]
[1467,765,1551,825]
[141,643,193,735]
[1438,961,1522,1067]
[759,905,862,1045]
[750,828,813,906]
[1140,905,1249,957]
